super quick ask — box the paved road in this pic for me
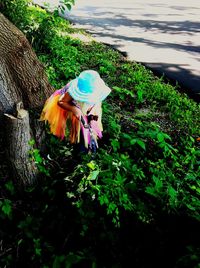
[34,0,200,100]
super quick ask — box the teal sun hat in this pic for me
[68,70,111,104]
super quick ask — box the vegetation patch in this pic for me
[0,2,200,267]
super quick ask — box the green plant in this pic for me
[0,199,12,219]
[59,0,75,13]
[1,0,31,30]
[29,139,50,176]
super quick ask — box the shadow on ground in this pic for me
[67,3,200,101]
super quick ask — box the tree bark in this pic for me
[0,12,53,117]
[0,12,54,186]
[4,104,38,186]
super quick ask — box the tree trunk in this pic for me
[0,12,54,186]
[4,104,38,186]
[0,12,53,116]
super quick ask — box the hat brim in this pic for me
[68,78,111,104]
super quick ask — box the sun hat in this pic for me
[67,70,111,104]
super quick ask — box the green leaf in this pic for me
[134,119,142,125]
[53,255,65,268]
[136,139,146,150]
[28,139,35,146]
[66,3,72,10]
[2,199,12,216]
[137,89,143,103]
[87,161,96,170]
[17,239,23,246]
[163,133,171,140]
[168,186,177,206]
[35,248,42,256]
[99,195,109,206]
[5,181,15,195]
[88,170,99,181]
[152,176,163,190]
[190,136,195,142]
[130,139,137,145]
[145,186,157,197]
[186,203,196,211]
[157,133,165,142]
[111,139,120,152]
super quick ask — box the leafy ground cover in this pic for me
[0,3,200,267]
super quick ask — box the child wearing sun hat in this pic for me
[40,70,111,149]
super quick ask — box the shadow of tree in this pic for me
[142,61,200,102]
[67,3,200,99]
[89,31,200,54]
[70,13,200,35]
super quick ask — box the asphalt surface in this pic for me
[34,0,200,100]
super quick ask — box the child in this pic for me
[40,70,111,150]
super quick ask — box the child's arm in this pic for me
[57,92,82,120]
